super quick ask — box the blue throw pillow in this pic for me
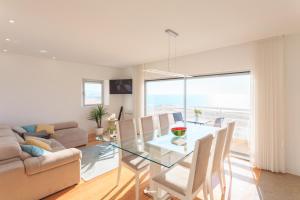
[22,125,36,133]
[20,144,44,157]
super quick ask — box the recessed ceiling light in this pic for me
[39,50,48,53]
[5,38,11,42]
[2,49,8,53]
[9,19,15,24]
[52,56,56,60]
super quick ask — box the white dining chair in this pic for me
[116,119,150,200]
[152,134,214,200]
[206,127,227,200]
[179,127,227,200]
[140,116,155,143]
[159,113,170,135]
[220,121,236,188]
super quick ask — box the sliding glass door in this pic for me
[145,72,251,156]
[145,78,184,126]
[186,73,251,155]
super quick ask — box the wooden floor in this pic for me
[45,138,261,200]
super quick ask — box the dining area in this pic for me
[107,113,236,200]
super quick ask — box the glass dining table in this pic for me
[105,122,219,199]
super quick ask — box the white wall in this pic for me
[0,54,126,132]
[144,42,256,79]
[285,34,300,176]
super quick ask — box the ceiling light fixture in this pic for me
[9,19,15,24]
[144,29,191,77]
[5,38,11,42]
[2,49,8,53]
[39,50,48,53]
[143,29,190,125]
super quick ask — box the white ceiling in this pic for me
[1,0,300,67]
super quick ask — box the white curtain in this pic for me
[251,36,286,173]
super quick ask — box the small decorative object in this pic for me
[171,127,187,137]
[88,104,108,140]
[194,108,202,121]
[107,113,117,135]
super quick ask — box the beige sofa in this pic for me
[51,121,88,148]
[0,125,82,200]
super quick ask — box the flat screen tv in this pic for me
[110,79,132,94]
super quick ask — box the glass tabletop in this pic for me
[107,122,219,168]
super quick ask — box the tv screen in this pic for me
[110,79,132,94]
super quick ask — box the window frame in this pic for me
[82,79,104,107]
[144,71,250,115]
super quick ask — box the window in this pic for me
[145,72,251,156]
[145,78,184,115]
[82,80,103,106]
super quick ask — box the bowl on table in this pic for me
[171,127,187,137]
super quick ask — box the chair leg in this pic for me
[221,161,226,189]
[218,170,225,194]
[207,177,214,200]
[116,165,122,186]
[135,174,140,200]
[228,157,232,178]
[203,183,208,200]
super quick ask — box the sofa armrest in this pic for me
[24,148,81,175]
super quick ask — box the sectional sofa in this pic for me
[0,122,88,200]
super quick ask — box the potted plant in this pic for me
[88,104,108,138]
[194,108,202,122]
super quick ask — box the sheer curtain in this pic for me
[251,36,285,173]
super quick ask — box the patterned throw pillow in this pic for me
[20,145,44,157]
[22,125,37,133]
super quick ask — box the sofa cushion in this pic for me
[0,124,10,129]
[15,133,25,144]
[53,121,78,131]
[0,128,16,137]
[52,128,87,148]
[0,135,22,161]
[20,151,32,160]
[24,148,81,175]
[48,139,65,152]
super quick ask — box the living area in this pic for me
[1,1,300,200]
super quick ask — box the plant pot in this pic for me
[95,128,104,136]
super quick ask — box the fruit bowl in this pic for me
[171,127,187,137]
